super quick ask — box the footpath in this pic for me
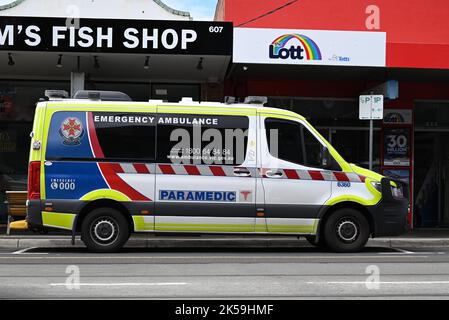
[0,228,448,249]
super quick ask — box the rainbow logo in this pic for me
[269,34,322,61]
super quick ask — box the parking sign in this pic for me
[359,95,384,120]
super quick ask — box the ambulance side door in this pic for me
[154,108,258,233]
[259,115,332,234]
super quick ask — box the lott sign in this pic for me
[234,28,386,67]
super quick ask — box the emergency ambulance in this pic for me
[15,91,409,252]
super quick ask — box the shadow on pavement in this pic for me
[22,246,400,254]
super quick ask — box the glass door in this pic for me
[415,101,449,228]
[414,132,449,227]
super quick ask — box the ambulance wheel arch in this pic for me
[316,201,376,243]
[74,199,134,235]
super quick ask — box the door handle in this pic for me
[265,170,284,178]
[234,168,251,177]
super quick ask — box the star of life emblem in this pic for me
[59,118,84,145]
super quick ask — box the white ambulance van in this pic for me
[18,91,409,252]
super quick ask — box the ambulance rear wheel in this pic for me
[323,209,370,253]
[81,208,129,253]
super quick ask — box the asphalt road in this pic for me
[0,246,449,299]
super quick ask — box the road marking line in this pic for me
[395,248,415,254]
[379,251,446,256]
[12,247,48,255]
[307,281,449,285]
[0,255,429,260]
[50,282,187,287]
[403,252,446,255]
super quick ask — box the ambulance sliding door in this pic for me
[154,107,257,233]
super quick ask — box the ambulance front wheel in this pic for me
[81,207,130,253]
[323,208,370,253]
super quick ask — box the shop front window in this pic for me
[85,82,151,102]
[0,80,69,221]
[331,129,381,172]
[152,84,200,103]
[85,82,200,103]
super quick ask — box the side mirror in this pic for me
[321,147,332,169]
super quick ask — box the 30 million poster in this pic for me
[383,128,411,166]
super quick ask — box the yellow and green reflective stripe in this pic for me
[29,104,45,162]
[133,216,154,231]
[268,230,314,234]
[81,189,131,202]
[47,103,157,110]
[268,225,315,233]
[255,224,268,233]
[157,223,254,227]
[258,113,304,122]
[156,227,252,232]
[42,212,75,230]
[155,223,254,232]
[46,104,256,116]
[158,108,256,116]
[325,178,382,206]
[260,107,306,119]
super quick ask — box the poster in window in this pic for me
[383,109,412,124]
[383,128,410,166]
[0,96,13,119]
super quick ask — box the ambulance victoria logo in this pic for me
[269,34,322,61]
[59,118,84,145]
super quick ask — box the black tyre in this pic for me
[81,207,130,253]
[323,208,370,253]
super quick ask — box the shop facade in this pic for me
[2,0,449,230]
[215,0,449,229]
[0,0,232,221]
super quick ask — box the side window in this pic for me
[93,112,156,160]
[265,118,324,168]
[46,111,156,161]
[156,114,249,166]
[302,126,324,168]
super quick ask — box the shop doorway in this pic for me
[414,132,449,227]
[414,101,449,228]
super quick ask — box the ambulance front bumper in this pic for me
[369,178,409,237]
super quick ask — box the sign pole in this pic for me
[369,118,373,171]
[359,93,383,171]
[369,92,374,171]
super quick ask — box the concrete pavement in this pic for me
[1,233,449,249]
[1,226,449,249]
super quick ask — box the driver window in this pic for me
[265,118,324,168]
